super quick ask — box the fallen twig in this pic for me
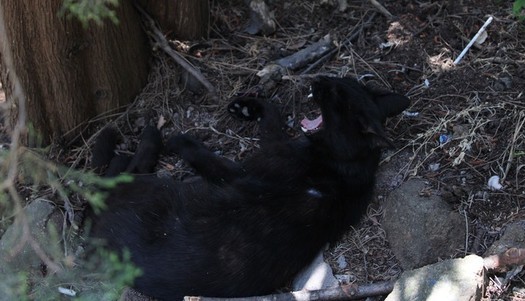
[134,3,218,100]
[473,57,525,64]
[484,248,525,273]
[182,247,525,301]
[256,11,379,82]
[185,281,395,301]
[301,12,378,75]
[256,35,334,84]
[276,35,334,70]
[502,111,525,182]
[368,0,393,19]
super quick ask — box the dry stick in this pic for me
[186,247,525,301]
[474,57,525,64]
[368,0,393,19]
[300,12,378,75]
[134,4,218,101]
[257,38,335,82]
[484,248,525,273]
[501,111,525,182]
[185,281,396,301]
[262,12,378,78]
[276,34,334,71]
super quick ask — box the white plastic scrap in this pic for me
[379,41,396,49]
[429,163,440,172]
[454,16,493,65]
[357,73,375,81]
[403,111,419,117]
[487,175,503,190]
[58,287,77,297]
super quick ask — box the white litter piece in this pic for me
[475,30,488,45]
[429,163,440,172]
[487,175,503,190]
[379,41,396,49]
[454,16,493,65]
[58,287,77,297]
[403,111,420,117]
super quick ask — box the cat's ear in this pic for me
[373,93,410,121]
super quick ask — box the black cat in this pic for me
[90,76,410,300]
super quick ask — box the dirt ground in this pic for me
[70,0,524,299]
[6,0,524,299]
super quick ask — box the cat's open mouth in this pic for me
[300,92,323,133]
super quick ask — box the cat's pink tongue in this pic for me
[300,115,323,132]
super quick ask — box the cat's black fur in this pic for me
[90,76,410,300]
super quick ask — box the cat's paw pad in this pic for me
[227,97,264,121]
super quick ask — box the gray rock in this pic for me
[484,221,525,256]
[0,199,62,300]
[385,255,485,301]
[0,199,59,273]
[383,179,465,269]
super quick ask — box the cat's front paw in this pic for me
[227,97,265,122]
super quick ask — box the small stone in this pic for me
[0,199,57,273]
[336,255,348,269]
[383,179,465,269]
[484,222,525,257]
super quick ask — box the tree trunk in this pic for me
[139,0,209,40]
[0,0,151,145]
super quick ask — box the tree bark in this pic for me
[0,0,150,145]
[139,0,209,40]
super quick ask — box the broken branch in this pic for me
[134,3,218,100]
[483,247,525,272]
[275,35,334,70]
[184,281,395,301]
[256,35,334,83]
[181,247,525,301]
[368,0,393,19]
